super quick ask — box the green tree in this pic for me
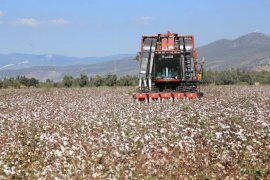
[79,74,88,87]
[63,75,73,88]
[72,78,80,87]
[117,75,138,86]
[16,76,39,87]
[3,77,20,88]
[18,76,30,87]
[46,79,53,84]
[217,69,238,85]
[104,74,117,86]
[255,71,270,84]
[93,75,104,87]
[240,73,254,85]
[203,70,217,84]
[88,77,95,87]
[29,78,39,87]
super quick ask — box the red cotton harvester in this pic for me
[134,31,203,102]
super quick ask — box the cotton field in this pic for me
[0,86,269,179]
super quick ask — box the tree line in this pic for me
[59,74,138,88]
[0,74,138,89]
[0,76,39,88]
[0,70,270,89]
[203,69,270,85]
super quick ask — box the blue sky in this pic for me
[0,0,270,57]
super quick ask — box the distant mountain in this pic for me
[0,53,133,70]
[0,57,139,81]
[1,32,270,81]
[198,32,270,71]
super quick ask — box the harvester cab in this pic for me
[134,31,203,102]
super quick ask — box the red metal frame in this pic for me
[172,92,185,99]
[133,93,147,100]
[133,92,202,101]
[159,93,172,99]
[148,93,160,99]
[185,93,199,99]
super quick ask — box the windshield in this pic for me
[153,55,182,79]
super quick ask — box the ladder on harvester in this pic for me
[183,37,192,80]
[184,52,192,80]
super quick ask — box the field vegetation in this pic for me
[0,86,269,178]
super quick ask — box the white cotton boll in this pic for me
[162,147,168,153]
[160,128,167,134]
[134,136,140,142]
[131,122,136,126]
[114,150,121,158]
[40,133,46,141]
[97,153,103,158]
[11,166,16,175]
[97,164,103,170]
[63,140,68,146]
[54,150,62,157]
[92,172,99,178]
[62,136,69,141]
[98,122,103,126]
[41,170,47,176]
[3,165,11,176]
[81,125,85,131]
[215,132,222,139]
[76,155,82,161]
[72,145,78,150]
[60,145,65,152]
[68,150,74,156]
[49,137,55,143]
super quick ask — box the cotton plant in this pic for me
[0,86,269,179]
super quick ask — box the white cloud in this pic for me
[0,10,5,17]
[49,18,70,26]
[15,18,40,27]
[137,16,154,25]
[13,18,71,27]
